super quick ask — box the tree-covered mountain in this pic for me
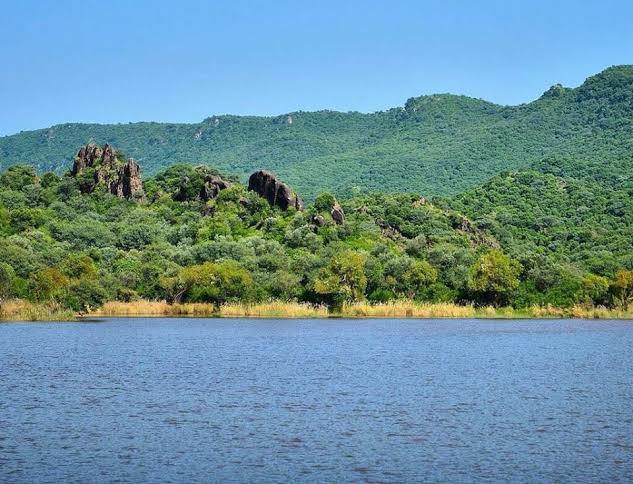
[2,66,633,200]
[1,143,632,314]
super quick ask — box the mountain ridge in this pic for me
[2,65,632,200]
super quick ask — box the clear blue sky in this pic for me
[1,0,632,136]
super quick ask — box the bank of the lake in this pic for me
[2,299,633,321]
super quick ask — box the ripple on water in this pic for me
[1,317,632,482]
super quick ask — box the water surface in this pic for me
[1,318,632,482]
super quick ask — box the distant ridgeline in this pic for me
[0,140,631,313]
[1,65,633,200]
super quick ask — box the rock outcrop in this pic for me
[247,170,304,211]
[311,214,326,227]
[331,202,345,225]
[71,143,144,200]
[200,174,231,201]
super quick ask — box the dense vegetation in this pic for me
[2,66,633,200]
[447,155,633,307]
[1,154,631,315]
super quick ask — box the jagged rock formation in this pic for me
[331,202,345,225]
[248,170,304,211]
[71,143,144,200]
[200,175,231,201]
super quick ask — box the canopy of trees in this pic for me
[0,152,631,312]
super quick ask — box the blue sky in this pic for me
[1,0,632,136]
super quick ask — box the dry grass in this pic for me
[87,300,633,320]
[0,299,76,321]
[92,300,329,318]
[219,301,329,318]
[565,304,633,319]
[340,301,633,319]
[340,301,476,318]
[91,300,216,316]
[518,304,632,319]
[5,298,632,321]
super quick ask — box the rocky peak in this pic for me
[71,143,102,176]
[71,143,144,200]
[247,170,304,211]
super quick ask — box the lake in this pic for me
[1,318,632,482]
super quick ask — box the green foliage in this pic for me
[64,277,108,312]
[313,250,368,306]
[28,267,69,302]
[450,158,633,279]
[4,67,630,320]
[579,274,610,305]
[468,250,521,306]
[0,262,16,300]
[0,166,37,191]
[614,270,633,308]
[168,261,254,305]
[314,192,336,212]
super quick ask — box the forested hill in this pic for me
[446,154,633,295]
[1,65,633,199]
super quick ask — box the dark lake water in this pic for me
[1,318,632,483]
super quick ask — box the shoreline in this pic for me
[2,300,632,322]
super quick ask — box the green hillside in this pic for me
[444,154,633,305]
[1,152,632,313]
[2,66,633,200]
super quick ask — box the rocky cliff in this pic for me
[248,170,304,211]
[330,201,345,225]
[71,143,144,200]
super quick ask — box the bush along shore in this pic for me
[2,299,632,321]
[1,144,633,321]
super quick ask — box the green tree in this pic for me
[314,192,336,212]
[167,261,254,305]
[579,274,609,305]
[404,260,438,299]
[468,250,521,306]
[613,270,633,308]
[0,165,37,191]
[313,250,367,307]
[0,262,16,303]
[28,267,69,302]
[58,254,98,279]
[64,278,108,313]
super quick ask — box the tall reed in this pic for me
[340,301,476,318]
[4,298,632,321]
[91,300,216,316]
[219,301,329,318]
[0,299,76,321]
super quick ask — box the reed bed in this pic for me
[91,300,216,316]
[528,304,633,319]
[339,301,633,319]
[219,301,329,318]
[4,298,632,321]
[340,301,476,318]
[0,299,76,321]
